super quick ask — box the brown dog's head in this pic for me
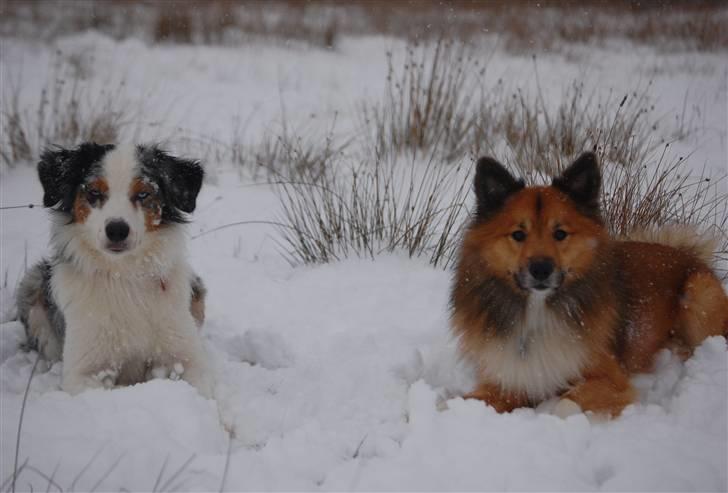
[467,152,607,295]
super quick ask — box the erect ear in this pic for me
[38,143,114,211]
[552,152,601,217]
[137,146,204,218]
[473,157,524,219]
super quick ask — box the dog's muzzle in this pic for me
[517,257,564,292]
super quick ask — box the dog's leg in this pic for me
[17,260,64,362]
[61,321,120,394]
[177,353,213,398]
[560,353,635,417]
[153,329,213,398]
[190,274,206,328]
[26,301,63,362]
[464,381,529,413]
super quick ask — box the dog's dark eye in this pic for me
[511,230,527,242]
[135,192,150,201]
[86,189,102,203]
[554,229,568,241]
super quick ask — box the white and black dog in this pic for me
[16,143,213,397]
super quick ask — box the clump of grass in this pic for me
[488,77,658,176]
[1,57,133,166]
[276,153,470,268]
[252,116,350,182]
[359,39,487,163]
[361,40,661,177]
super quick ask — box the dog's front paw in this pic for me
[92,368,119,389]
[147,362,185,381]
[169,362,185,380]
[553,398,583,419]
[63,371,113,395]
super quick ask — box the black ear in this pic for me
[38,143,114,212]
[552,152,601,217]
[137,146,204,220]
[474,157,524,219]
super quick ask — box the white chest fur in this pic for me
[478,293,588,401]
[55,262,188,340]
[51,260,211,396]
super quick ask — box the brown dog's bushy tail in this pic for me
[625,225,717,267]
[632,226,728,341]
[677,269,728,342]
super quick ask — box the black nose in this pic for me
[105,220,130,242]
[528,258,554,281]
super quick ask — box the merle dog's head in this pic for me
[38,142,204,257]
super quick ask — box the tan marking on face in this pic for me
[129,178,162,231]
[466,186,607,289]
[73,177,109,224]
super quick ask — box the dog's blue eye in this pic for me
[511,230,527,242]
[554,229,568,241]
[136,192,150,201]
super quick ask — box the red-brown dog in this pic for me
[451,152,728,416]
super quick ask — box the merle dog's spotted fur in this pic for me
[136,145,204,224]
[38,143,114,215]
[16,259,65,352]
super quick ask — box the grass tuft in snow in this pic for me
[359,39,486,164]
[486,76,659,175]
[1,56,134,167]
[251,115,350,182]
[276,153,470,269]
[360,40,663,175]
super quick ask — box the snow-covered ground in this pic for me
[1,27,727,492]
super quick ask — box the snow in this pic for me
[1,27,727,492]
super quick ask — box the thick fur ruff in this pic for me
[451,153,728,417]
[16,143,212,397]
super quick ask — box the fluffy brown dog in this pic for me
[450,152,728,417]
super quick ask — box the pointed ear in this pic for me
[138,146,204,219]
[38,148,72,209]
[474,157,524,219]
[552,152,601,217]
[38,143,114,211]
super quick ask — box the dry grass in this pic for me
[359,39,487,163]
[250,115,350,182]
[1,57,133,166]
[1,1,725,52]
[485,77,658,176]
[360,40,661,174]
[276,153,470,268]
